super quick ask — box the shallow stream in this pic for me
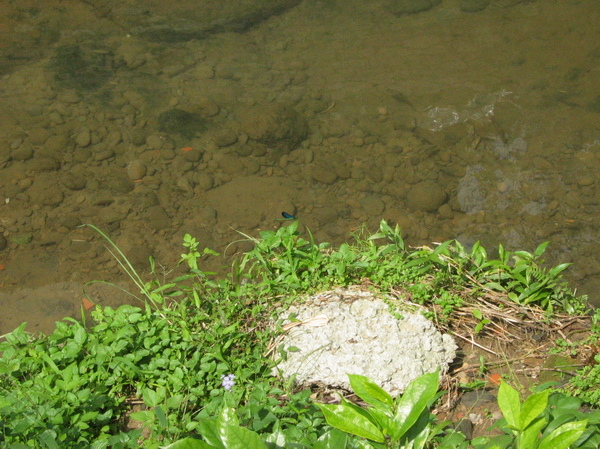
[0,0,598,334]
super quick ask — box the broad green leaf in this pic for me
[549,394,582,411]
[80,410,99,422]
[221,323,239,334]
[167,393,185,409]
[366,405,393,434]
[219,408,239,425]
[519,417,546,449]
[548,263,571,277]
[348,374,394,409]
[60,362,77,384]
[4,323,30,345]
[264,429,287,448]
[39,430,60,449]
[155,405,168,428]
[429,242,449,260]
[219,423,268,449]
[483,281,507,292]
[112,355,142,376]
[472,309,483,320]
[351,440,381,449]
[538,420,588,449]
[316,403,385,442]
[513,250,533,260]
[216,407,264,449]
[409,425,431,449]
[73,325,87,346]
[520,390,549,429]
[40,352,61,375]
[312,428,348,449]
[142,387,166,408]
[470,241,487,264]
[198,417,225,449]
[498,244,507,262]
[497,382,521,429]
[151,282,178,294]
[400,409,433,449]
[129,410,154,425]
[474,318,490,334]
[341,397,380,423]
[163,437,215,449]
[91,439,110,449]
[533,241,550,259]
[390,371,439,440]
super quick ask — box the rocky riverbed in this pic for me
[0,0,598,333]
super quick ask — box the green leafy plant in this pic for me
[0,319,142,448]
[162,407,346,449]
[561,358,600,408]
[0,221,595,448]
[315,371,445,448]
[472,309,491,334]
[402,239,584,315]
[462,242,581,314]
[178,407,268,449]
[0,226,338,448]
[83,224,168,309]
[494,381,587,449]
[232,220,586,318]
[541,391,600,448]
[236,220,328,293]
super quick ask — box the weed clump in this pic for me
[0,220,597,448]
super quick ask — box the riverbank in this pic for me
[1,221,599,448]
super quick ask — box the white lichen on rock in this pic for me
[274,286,457,396]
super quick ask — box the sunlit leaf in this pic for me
[316,403,385,442]
[538,420,588,449]
[520,417,547,449]
[497,382,521,429]
[391,371,439,440]
[348,374,394,409]
[312,428,348,449]
[162,437,215,449]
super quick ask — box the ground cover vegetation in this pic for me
[0,220,599,448]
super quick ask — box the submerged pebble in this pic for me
[127,160,147,180]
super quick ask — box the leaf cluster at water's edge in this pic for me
[0,220,598,447]
[0,301,325,447]
[238,219,589,316]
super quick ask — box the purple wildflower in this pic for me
[221,374,236,390]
